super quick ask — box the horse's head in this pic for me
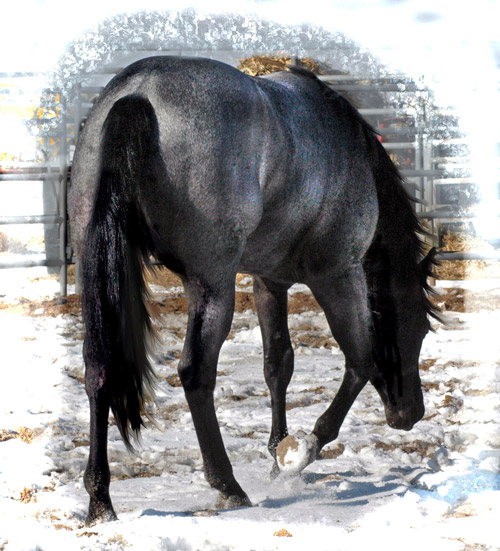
[368,248,438,431]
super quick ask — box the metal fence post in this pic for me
[58,93,68,296]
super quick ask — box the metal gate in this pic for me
[0,75,69,293]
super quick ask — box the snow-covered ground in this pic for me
[0,268,499,550]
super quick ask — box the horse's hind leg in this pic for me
[253,277,293,472]
[83,342,117,525]
[178,274,252,509]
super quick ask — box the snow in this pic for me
[0,269,499,550]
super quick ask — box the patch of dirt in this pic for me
[150,290,320,316]
[19,487,37,503]
[431,287,500,313]
[77,531,99,538]
[148,291,256,316]
[445,503,477,519]
[72,439,90,448]
[295,333,336,349]
[6,285,496,327]
[374,439,437,458]
[286,396,322,410]
[35,510,83,531]
[299,386,327,395]
[112,464,163,481]
[448,538,489,551]
[166,373,182,387]
[422,381,440,392]
[288,292,321,314]
[0,295,81,317]
[240,431,259,439]
[273,528,293,537]
[146,267,182,288]
[0,427,42,444]
[318,443,345,460]
[420,358,437,371]
[440,394,464,411]
[158,403,190,422]
[147,269,254,290]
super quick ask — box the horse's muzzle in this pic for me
[385,402,425,431]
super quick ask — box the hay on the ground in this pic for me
[436,230,500,280]
[237,54,327,76]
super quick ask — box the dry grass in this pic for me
[319,443,345,460]
[146,266,182,288]
[238,54,325,76]
[374,439,437,458]
[0,427,41,444]
[436,230,500,280]
[0,295,81,317]
[420,358,437,371]
[430,287,499,313]
[149,289,320,316]
[19,487,37,503]
[273,528,293,537]
[449,538,489,551]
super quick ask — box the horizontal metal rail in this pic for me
[0,257,62,269]
[358,108,404,116]
[435,251,500,262]
[433,178,477,185]
[0,173,61,181]
[318,74,410,83]
[334,83,419,93]
[0,215,63,225]
[81,86,104,94]
[382,142,417,150]
[417,209,479,220]
[401,169,445,178]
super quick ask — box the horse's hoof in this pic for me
[85,501,118,526]
[276,433,319,474]
[215,492,252,510]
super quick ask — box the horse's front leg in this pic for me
[276,265,371,473]
[178,275,251,509]
[83,342,117,525]
[253,277,294,475]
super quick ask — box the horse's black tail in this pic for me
[81,94,160,450]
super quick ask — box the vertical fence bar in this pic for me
[58,93,68,296]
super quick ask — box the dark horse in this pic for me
[68,56,437,524]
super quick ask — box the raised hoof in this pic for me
[85,500,118,526]
[215,492,252,510]
[276,432,320,474]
